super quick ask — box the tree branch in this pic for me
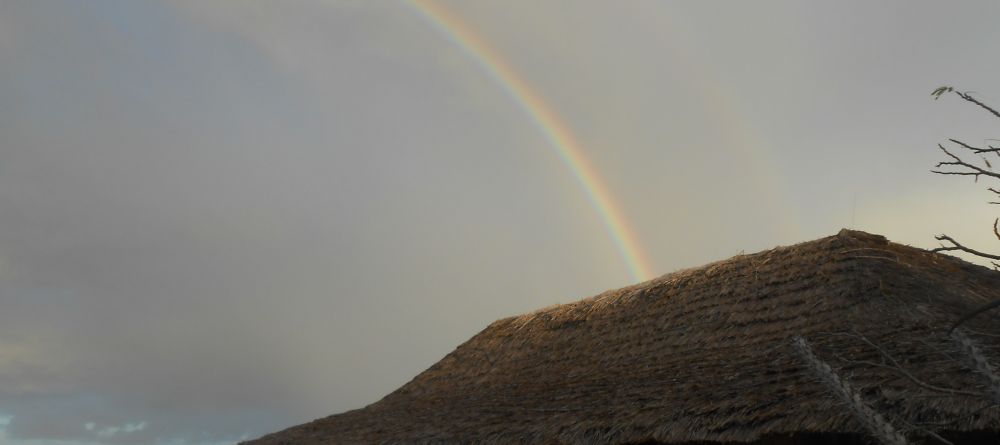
[949,300,1000,333]
[932,144,1000,181]
[988,189,1000,205]
[948,138,1000,156]
[912,402,1000,427]
[824,332,984,398]
[932,234,1000,260]
[954,90,1000,120]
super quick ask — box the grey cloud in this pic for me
[0,1,629,443]
[3,1,1000,444]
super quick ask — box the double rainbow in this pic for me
[408,0,654,282]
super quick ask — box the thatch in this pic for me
[243,230,1000,444]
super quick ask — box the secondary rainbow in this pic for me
[407,0,654,282]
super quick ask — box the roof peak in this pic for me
[836,228,888,245]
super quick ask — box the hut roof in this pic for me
[243,230,1000,444]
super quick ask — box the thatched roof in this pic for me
[244,230,1000,444]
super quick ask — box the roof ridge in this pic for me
[496,229,896,328]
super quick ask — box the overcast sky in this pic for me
[3,1,1000,444]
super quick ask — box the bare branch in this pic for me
[932,146,982,179]
[918,429,956,445]
[835,356,983,398]
[937,143,964,164]
[825,332,983,398]
[895,418,956,445]
[932,144,1000,181]
[963,329,1000,339]
[912,403,1000,427]
[949,139,985,153]
[930,170,981,177]
[932,234,1000,260]
[949,300,1000,333]
[954,90,1000,120]
[948,138,1000,155]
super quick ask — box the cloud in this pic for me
[0,1,380,443]
[0,1,628,443]
[91,421,146,439]
[3,1,1000,445]
[0,417,239,445]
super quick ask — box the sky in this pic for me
[2,1,1000,444]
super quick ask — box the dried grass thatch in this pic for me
[243,230,1000,444]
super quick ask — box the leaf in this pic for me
[931,86,954,100]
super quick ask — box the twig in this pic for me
[833,356,981,398]
[932,144,1000,181]
[962,329,1000,339]
[793,336,909,445]
[949,138,1000,155]
[950,299,1000,333]
[888,412,956,445]
[826,332,982,398]
[932,234,1000,260]
[954,90,1000,121]
[914,403,1000,427]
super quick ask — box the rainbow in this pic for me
[407,0,654,282]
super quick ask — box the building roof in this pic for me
[243,230,1000,444]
